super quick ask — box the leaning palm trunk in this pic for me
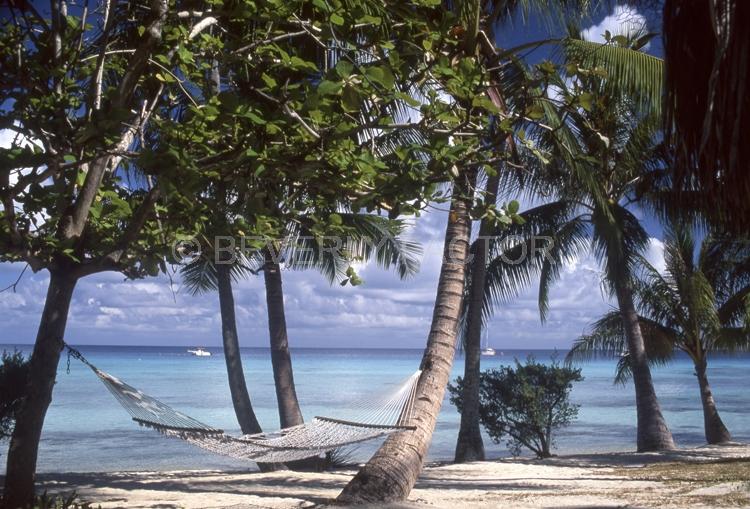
[217,264,264,435]
[454,173,500,463]
[263,253,305,430]
[695,359,732,444]
[336,170,475,503]
[216,263,284,473]
[4,270,78,508]
[614,281,675,451]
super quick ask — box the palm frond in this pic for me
[568,311,677,385]
[563,38,663,116]
[482,201,589,324]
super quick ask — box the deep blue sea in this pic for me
[1,346,748,473]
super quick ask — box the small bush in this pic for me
[0,349,29,440]
[449,356,583,458]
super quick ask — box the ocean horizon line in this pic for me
[0,343,570,352]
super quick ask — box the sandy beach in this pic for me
[29,444,750,508]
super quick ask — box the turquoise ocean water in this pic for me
[1,346,748,473]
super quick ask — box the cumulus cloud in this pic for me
[0,203,622,350]
[582,5,649,46]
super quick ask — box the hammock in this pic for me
[66,346,420,463]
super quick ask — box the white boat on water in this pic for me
[188,348,211,357]
[481,330,496,356]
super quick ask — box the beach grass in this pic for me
[612,459,750,507]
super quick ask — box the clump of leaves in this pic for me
[449,356,583,458]
[0,350,29,440]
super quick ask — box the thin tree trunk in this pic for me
[455,173,499,463]
[615,281,676,452]
[336,170,475,504]
[4,270,77,508]
[216,263,282,472]
[263,252,304,429]
[216,263,263,435]
[695,359,732,444]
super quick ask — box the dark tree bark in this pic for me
[4,270,77,508]
[615,281,676,452]
[216,263,281,472]
[454,173,500,463]
[336,170,475,504]
[263,252,304,429]
[695,359,732,444]
[216,263,263,435]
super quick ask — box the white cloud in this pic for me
[644,237,666,274]
[582,5,649,46]
[0,204,624,350]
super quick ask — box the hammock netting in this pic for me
[67,346,420,463]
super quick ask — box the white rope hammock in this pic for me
[67,346,421,463]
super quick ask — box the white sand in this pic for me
[34,444,750,508]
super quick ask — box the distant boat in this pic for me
[481,330,496,357]
[187,348,211,357]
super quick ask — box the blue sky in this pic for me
[0,3,667,349]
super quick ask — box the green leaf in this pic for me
[330,13,345,26]
[341,86,360,112]
[507,200,520,214]
[318,80,342,96]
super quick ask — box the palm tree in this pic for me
[335,0,600,499]
[477,46,676,450]
[182,214,421,434]
[337,167,477,503]
[455,29,674,457]
[257,214,422,431]
[568,225,750,444]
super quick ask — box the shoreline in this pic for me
[20,444,750,508]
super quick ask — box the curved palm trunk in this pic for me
[263,253,304,429]
[217,263,264,435]
[216,263,282,472]
[615,281,676,451]
[4,270,77,508]
[337,170,475,504]
[455,173,500,463]
[695,359,732,444]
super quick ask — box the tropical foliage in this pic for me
[449,357,583,458]
[568,225,750,443]
[0,350,28,441]
[2,0,749,505]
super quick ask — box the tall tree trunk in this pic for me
[4,270,77,508]
[336,170,475,504]
[614,281,676,452]
[216,263,282,472]
[454,173,499,463]
[263,252,304,429]
[216,263,263,435]
[695,358,732,444]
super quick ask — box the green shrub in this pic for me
[0,349,29,440]
[449,356,583,458]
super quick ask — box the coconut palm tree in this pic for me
[258,214,422,430]
[474,46,676,450]
[336,0,602,500]
[182,214,421,434]
[568,225,750,444]
[454,29,675,456]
